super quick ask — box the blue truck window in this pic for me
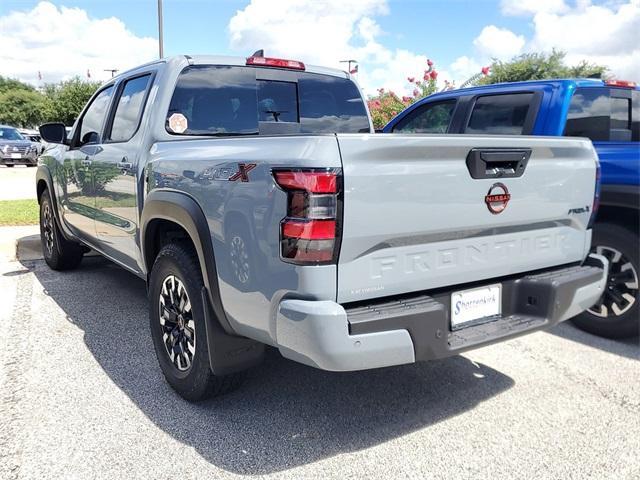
[392,100,456,133]
[465,93,534,135]
[564,88,610,141]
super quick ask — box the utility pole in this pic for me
[157,0,164,59]
[104,69,118,78]
[340,59,358,74]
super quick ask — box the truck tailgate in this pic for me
[336,134,598,303]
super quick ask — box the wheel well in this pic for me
[144,219,197,273]
[37,179,47,203]
[596,205,639,235]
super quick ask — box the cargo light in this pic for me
[605,80,637,88]
[246,56,306,71]
[273,168,341,264]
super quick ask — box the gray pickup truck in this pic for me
[37,54,608,401]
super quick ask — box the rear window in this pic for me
[465,93,534,135]
[392,100,456,133]
[564,87,634,142]
[166,65,370,136]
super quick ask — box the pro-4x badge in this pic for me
[229,163,257,182]
[485,182,511,214]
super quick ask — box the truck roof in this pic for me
[425,78,639,101]
[111,54,350,83]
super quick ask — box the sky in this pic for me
[0,0,638,95]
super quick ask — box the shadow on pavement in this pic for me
[24,255,515,475]
[547,322,639,361]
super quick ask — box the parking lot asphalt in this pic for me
[0,237,638,480]
[0,165,37,201]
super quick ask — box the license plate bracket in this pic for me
[450,284,502,330]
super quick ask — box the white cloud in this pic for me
[529,0,640,80]
[500,0,568,16]
[228,0,435,95]
[473,25,525,60]
[0,1,157,85]
[454,0,640,84]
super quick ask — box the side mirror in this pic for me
[39,123,68,144]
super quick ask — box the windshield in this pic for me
[0,127,25,141]
[166,65,371,136]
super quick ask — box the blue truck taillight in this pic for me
[588,159,601,229]
[273,168,342,264]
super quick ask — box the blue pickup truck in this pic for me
[384,79,639,338]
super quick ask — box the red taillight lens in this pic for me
[605,80,637,88]
[246,56,306,71]
[274,169,341,264]
[273,171,337,193]
[283,220,336,240]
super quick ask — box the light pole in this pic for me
[157,0,164,59]
[340,59,358,74]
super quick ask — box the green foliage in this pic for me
[0,75,100,128]
[42,77,101,126]
[0,89,46,128]
[477,50,608,86]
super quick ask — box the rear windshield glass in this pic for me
[465,93,534,135]
[167,65,370,136]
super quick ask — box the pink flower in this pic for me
[413,88,419,97]
[427,59,434,67]
[481,66,490,76]
[423,72,430,81]
[407,76,415,83]
[430,70,438,80]
[377,87,385,93]
[402,96,412,102]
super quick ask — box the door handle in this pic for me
[117,157,132,170]
[81,156,92,167]
[466,148,531,179]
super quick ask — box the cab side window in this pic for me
[109,74,152,142]
[465,93,534,135]
[77,86,114,146]
[564,87,634,142]
[392,100,456,133]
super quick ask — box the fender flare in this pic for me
[140,190,264,375]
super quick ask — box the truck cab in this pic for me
[384,79,639,338]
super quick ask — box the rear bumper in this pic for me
[275,254,608,371]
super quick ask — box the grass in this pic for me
[0,199,39,226]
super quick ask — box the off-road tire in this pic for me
[149,242,244,401]
[572,223,639,339]
[39,190,84,270]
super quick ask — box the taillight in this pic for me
[273,168,341,264]
[605,80,637,88]
[588,159,601,229]
[246,56,306,71]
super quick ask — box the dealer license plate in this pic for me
[451,284,501,330]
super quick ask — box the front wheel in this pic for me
[572,223,639,339]
[39,190,84,270]
[149,242,243,401]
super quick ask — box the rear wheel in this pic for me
[39,190,84,270]
[5,164,14,168]
[572,223,639,339]
[149,242,243,401]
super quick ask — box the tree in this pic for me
[42,77,100,125]
[368,59,441,129]
[0,89,46,128]
[477,50,607,86]
[0,75,34,94]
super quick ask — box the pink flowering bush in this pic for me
[367,59,440,129]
